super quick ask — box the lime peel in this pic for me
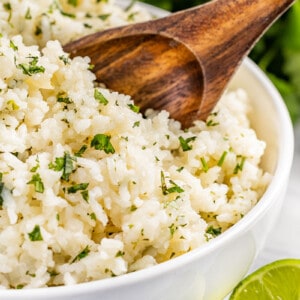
[230,258,300,299]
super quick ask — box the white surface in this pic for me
[252,121,300,269]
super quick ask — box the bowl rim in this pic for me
[1,2,294,298]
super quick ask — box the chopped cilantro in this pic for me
[68,0,78,7]
[59,55,70,65]
[206,225,222,237]
[18,56,45,76]
[9,40,18,51]
[81,190,89,202]
[60,10,75,18]
[16,285,24,290]
[233,156,246,174]
[75,145,87,157]
[200,157,209,172]
[49,152,76,181]
[27,173,44,193]
[115,250,125,257]
[160,171,184,195]
[25,7,32,19]
[72,246,90,263]
[91,134,115,154]
[57,92,72,104]
[94,89,108,105]
[98,13,111,21]
[84,23,92,28]
[206,112,219,127]
[7,99,19,110]
[178,136,196,152]
[89,212,96,220]
[217,151,228,167]
[133,121,140,128]
[3,3,12,22]
[176,166,184,172]
[127,103,140,113]
[67,183,89,194]
[30,158,40,172]
[28,225,43,241]
[35,25,42,36]
[130,205,137,212]
[3,3,11,10]
[169,223,177,237]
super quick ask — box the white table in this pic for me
[252,121,300,269]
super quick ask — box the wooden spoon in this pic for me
[64,0,295,128]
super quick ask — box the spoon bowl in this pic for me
[64,0,295,127]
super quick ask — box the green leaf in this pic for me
[72,246,90,263]
[91,134,115,154]
[67,183,89,194]
[178,136,196,152]
[27,173,45,193]
[28,225,43,241]
[49,152,76,181]
[18,56,45,76]
[94,89,108,105]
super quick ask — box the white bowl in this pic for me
[1,3,294,300]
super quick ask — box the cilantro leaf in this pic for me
[28,225,43,241]
[27,173,45,193]
[94,89,108,105]
[178,136,196,152]
[72,246,90,263]
[91,134,115,154]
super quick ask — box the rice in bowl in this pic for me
[0,0,271,289]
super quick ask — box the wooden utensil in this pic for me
[64,0,295,128]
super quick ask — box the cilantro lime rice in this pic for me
[0,0,271,289]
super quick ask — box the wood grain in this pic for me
[64,0,295,128]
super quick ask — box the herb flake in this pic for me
[179,136,196,152]
[27,173,44,193]
[28,225,43,241]
[94,89,108,105]
[72,246,90,263]
[91,134,115,154]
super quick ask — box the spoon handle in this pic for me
[155,0,295,117]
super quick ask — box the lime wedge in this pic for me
[229,259,300,299]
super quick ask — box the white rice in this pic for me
[0,0,271,289]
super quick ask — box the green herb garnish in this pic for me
[57,92,72,104]
[200,157,209,172]
[27,173,44,193]
[49,152,76,181]
[75,145,87,157]
[59,55,70,65]
[206,225,222,237]
[67,183,89,194]
[9,40,18,51]
[68,0,78,7]
[161,171,184,195]
[72,246,90,263]
[28,225,43,241]
[25,7,32,19]
[217,151,228,167]
[127,103,140,113]
[18,56,45,76]
[98,13,111,21]
[233,156,246,174]
[178,136,196,152]
[91,134,115,154]
[94,89,108,105]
